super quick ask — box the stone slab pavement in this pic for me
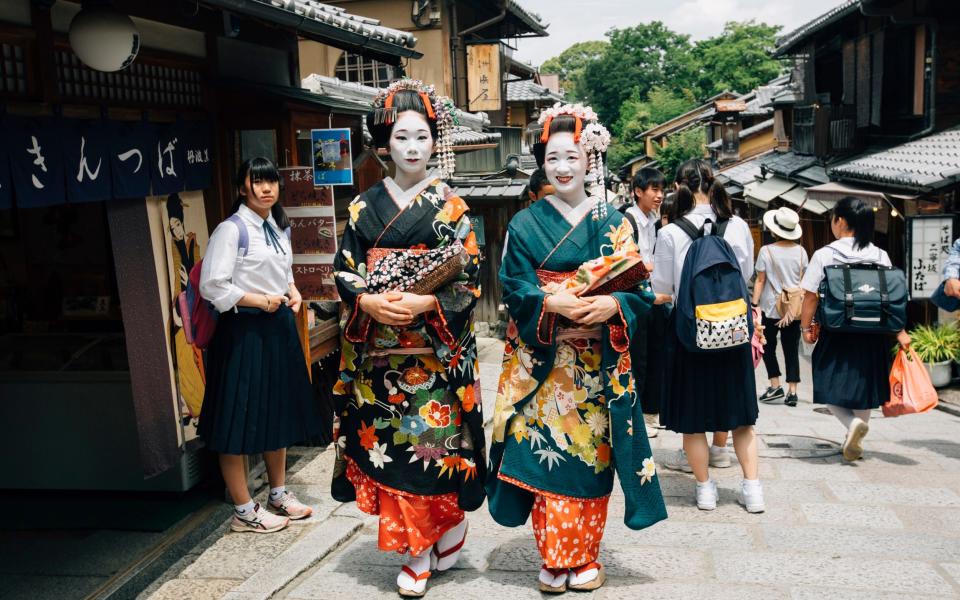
[145,339,960,600]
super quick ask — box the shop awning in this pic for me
[779,186,807,208]
[745,176,797,208]
[805,181,917,205]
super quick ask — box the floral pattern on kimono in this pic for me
[486,197,667,531]
[331,176,486,511]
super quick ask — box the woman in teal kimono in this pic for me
[487,106,667,593]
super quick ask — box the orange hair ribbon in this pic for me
[419,92,436,119]
[540,116,553,143]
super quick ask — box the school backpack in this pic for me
[817,262,907,334]
[177,214,290,349]
[674,216,752,353]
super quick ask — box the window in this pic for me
[335,52,397,88]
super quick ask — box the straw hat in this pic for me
[763,207,802,240]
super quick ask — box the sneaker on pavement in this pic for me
[709,445,732,468]
[737,479,765,513]
[785,393,798,407]
[231,503,289,533]
[842,417,869,461]
[643,414,659,438]
[696,479,718,511]
[664,449,693,473]
[759,386,785,404]
[268,490,313,520]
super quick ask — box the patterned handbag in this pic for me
[366,242,468,295]
[536,249,649,296]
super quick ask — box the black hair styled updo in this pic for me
[366,90,439,149]
[533,114,582,168]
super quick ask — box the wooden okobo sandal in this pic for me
[568,561,606,592]
[538,565,569,594]
[397,564,432,597]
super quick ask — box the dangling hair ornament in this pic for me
[538,103,612,220]
[372,78,459,179]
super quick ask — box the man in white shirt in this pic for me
[623,167,665,268]
[622,167,665,439]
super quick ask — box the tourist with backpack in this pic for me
[652,158,763,513]
[751,207,808,407]
[197,156,323,534]
[799,196,911,461]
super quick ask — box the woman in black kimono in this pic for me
[330,80,485,597]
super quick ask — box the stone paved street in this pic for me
[145,340,960,600]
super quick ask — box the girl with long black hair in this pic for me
[799,196,911,461]
[652,158,763,513]
[198,156,323,534]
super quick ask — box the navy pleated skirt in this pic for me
[812,329,892,410]
[198,307,323,455]
[660,313,759,434]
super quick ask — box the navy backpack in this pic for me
[674,217,752,353]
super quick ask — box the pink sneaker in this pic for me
[268,490,313,520]
[230,503,289,533]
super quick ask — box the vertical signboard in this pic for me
[281,167,339,301]
[467,43,502,112]
[908,215,954,299]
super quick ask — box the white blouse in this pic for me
[652,204,755,298]
[624,204,658,263]
[799,237,892,293]
[200,203,294,313]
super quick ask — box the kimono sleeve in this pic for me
[333,196,371,343]
[607,219,654,353]
[499,221,557,349]
[426,193,480,349]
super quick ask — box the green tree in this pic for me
[692,21,783,97]
[539,40,609,101]
[607,86,697,171]
[580,22,697,126]
[653,127,706,181]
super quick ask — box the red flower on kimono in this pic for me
[358,421,379,450]
[387,392,406,405]
[419,400,451,428]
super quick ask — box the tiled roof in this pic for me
[208,0,421,63]
[717,152,770,187]
[507,79,563,103]
[638,91,738,139]
[742,78,790,116]
[760,150,818,178]
[775,0,861,56]
[450,126,502,146]
[828,126,960,190]
[450,177,528,200]
[507,0,549,36]
[707,118,773,149]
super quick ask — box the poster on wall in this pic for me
[159,190,210,441]
[311,128,353,186]
[907,215,954,299]
[281,168,339,301]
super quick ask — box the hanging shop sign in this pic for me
[1,115,212,207]
[311,128,353,187]
[907,215,955,299]
[466,43,502,112]
[280,167,339,302]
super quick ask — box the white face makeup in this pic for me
[543,131,587,205]
[389,110,434,179]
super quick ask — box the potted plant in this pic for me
[908,323,960,387]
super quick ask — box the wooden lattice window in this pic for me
[0,37,32,97]
[55,47,203,107]
[335,52,396,88]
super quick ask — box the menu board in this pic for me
[280,167,339,301]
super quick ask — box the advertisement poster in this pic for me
[159,190,209,440]
[311,128,353,186]
[280,168,339,301]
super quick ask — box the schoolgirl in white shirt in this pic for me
[652,158,764,514]
[199,157,322,534]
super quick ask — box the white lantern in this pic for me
[68,6,140,72]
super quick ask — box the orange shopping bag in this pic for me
[885,347,939,417]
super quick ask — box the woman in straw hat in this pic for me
[751,207,809,407]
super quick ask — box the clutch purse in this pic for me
[536,249,649,296]
[366,241,468,295]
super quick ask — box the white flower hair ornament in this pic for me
[538,102,611,220]
[372,78,459,179]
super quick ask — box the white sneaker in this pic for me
[664,449,693,473]
[709,445,732,468]
[643,414,659,438]
[843,417,869,461]
[696,479,718,510]
[230,503,289,534]
[737,479,766,513]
